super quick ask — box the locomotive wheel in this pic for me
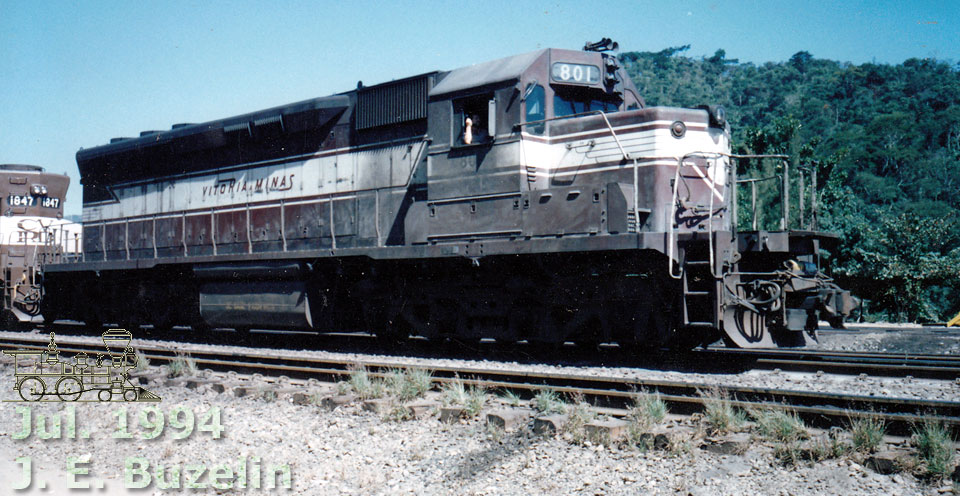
[56,377,83,402]
[722,305,775,348]
[98,389,112,402]
[19,377,45,401]
[124,389,138,402]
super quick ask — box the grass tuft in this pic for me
[134,354,151,372]
[629,390,668,427]
[699,387,745,434]
[911,421,955,479]
[626,390,668,449]
[533,389,565,414]
[750,407,808,466]
[486,421,505,443]
[440,379,468,406]
[385,402,413,422]
[464,386,488,417]
[167,352,197,378]
[386,368,433,401]
[439,379,486,417]
[850,416,886,453]
[773,440,804,466]
[562,399,596,445]
[750,407,807,443]
[498,388,522,407]
[348,366,385,400]
[807,432,849,462]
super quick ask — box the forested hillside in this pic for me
[621,47,960,322]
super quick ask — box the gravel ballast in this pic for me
[1,325,958,494]
[0,359,954,495]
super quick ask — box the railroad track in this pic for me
[26,322,960,380]
[2,332,959,437]
[698,347,960,380]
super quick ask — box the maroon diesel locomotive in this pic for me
[41,41,855,348]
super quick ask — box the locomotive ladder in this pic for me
[668,152,728,330]
[668,153,724,280]
[680,242,718,329]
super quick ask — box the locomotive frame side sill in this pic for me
[426,229,524,242]
[736,230,839,254]
[42,231,677,274]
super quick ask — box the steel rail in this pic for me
[7,331,960,378]
[2,334,959,436]
[697,347,960,380]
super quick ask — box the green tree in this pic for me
[621,47,960,321]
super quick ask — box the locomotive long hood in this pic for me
[76,95,350,186]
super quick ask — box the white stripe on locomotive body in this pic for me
[520,121,728,185]
[0,216,82,252]
[82,140,428,223]
[82,113,729,239]
[519,122,730,232]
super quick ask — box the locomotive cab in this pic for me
[410,48,646,244]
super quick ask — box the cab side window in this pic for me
[454,94,492,146]
[524,85,545,135]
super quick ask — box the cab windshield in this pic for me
[553,86,621,117]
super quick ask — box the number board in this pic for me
[7,195,61,209]
[551,62,600,85]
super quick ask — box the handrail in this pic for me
[667,154,689,279]
[736,174,782,231]
[328,195,336,251]
[667,152,787,279]
[668,152,729,279]
[736,175,780,184]
[729,154,826,232]
[708,155,719,278]
[403,138,432,189]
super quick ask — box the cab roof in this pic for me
[429,49,548,98]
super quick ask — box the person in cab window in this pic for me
[463,114,488,144]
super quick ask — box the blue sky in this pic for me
[1,1,957,217]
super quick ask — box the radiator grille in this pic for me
[356,75,431,130]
